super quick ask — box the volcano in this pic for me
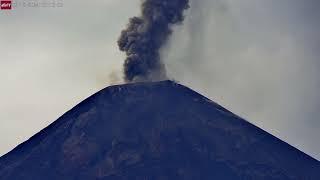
[0,80,319,179]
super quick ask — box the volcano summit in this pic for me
[0,81,319,179]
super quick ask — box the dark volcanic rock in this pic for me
[0,80,319,180]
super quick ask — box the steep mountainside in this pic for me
[0,80,319,180]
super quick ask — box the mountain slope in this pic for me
[0,80,319,180]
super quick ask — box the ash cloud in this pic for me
[118,0,189,82]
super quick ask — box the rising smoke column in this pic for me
[118,0,190,82]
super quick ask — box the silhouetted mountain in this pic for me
[0,80,319,180]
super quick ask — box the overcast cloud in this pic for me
[0,0,319,160]
[164,0,320,159]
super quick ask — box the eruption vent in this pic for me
[118,0,190,82]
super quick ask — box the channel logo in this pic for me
[1,1,12,10]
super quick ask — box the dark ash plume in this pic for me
[118,0,190,82]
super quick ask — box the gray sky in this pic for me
[0,0,319,160]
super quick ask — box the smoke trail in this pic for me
[118,0,190,82]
